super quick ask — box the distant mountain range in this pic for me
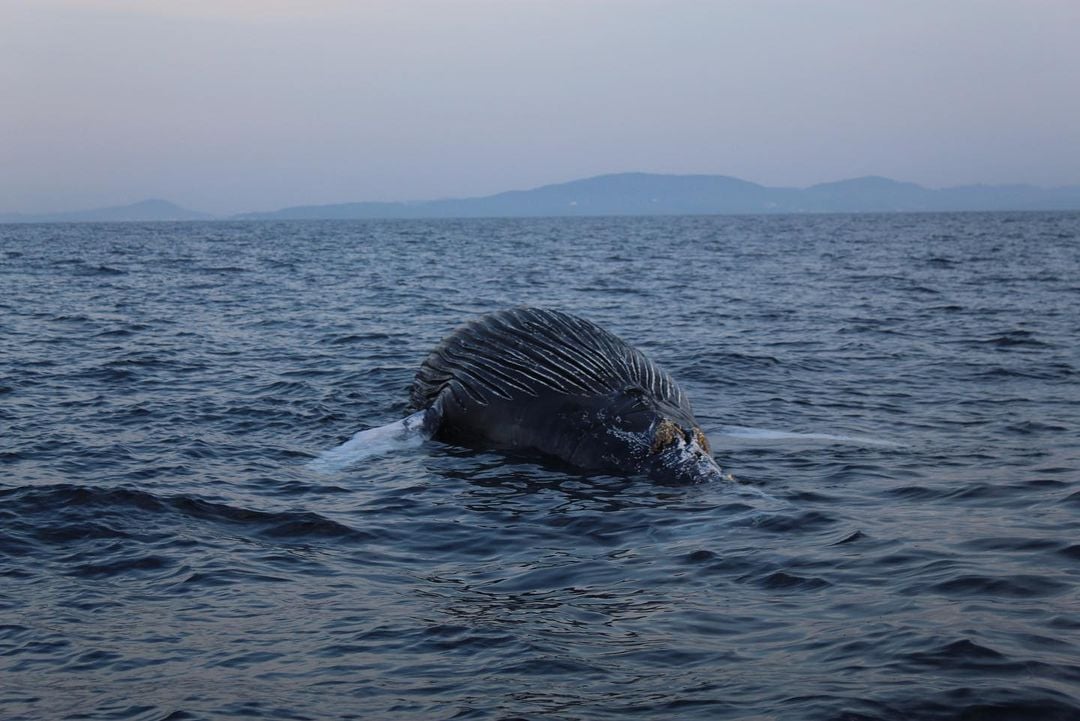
[0,198,213,223]
[5,174,1080,223]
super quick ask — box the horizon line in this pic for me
[5,170,1080,219]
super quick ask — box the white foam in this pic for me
[307,410,430,473]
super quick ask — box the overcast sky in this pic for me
[3,0,1079,214]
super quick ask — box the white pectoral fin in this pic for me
[714,425,900,447]
[307,410,431,472]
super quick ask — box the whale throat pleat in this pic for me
[409,307,687,411]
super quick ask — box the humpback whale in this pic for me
[407,307,725,484]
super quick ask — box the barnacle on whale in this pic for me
[650,419,683,454]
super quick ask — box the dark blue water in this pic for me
[2,214,1078,721]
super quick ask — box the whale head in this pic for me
[637,417,725,485]
[580,388,726,485]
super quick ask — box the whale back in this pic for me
[410,306,690,416]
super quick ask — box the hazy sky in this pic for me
[3,0,1079,214]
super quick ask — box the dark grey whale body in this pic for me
[409,307,724,484]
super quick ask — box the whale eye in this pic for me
[649,419,682,454]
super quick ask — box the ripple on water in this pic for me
[1,215,1079,721]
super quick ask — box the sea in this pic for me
[1,213,1078,721]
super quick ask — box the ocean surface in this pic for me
[1,213,1078,721]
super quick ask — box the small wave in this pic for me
[756,570,831,591]
[67,264,127,276]
[92,328,137,338]
[973,364,1073,380]
[179,569,291,589]
[744,509,837,533]
[319,331,397,346]
[69,554,175,579]
[200,265,249,273]
[965,329,1053,349]
[1005,420,1068,435]
[909,638,1006,665]
[1059,544,1080,560]
[875,693,1080,721]
[0,484,373,545]
[831,529,868,545]
[928,573,1069,599]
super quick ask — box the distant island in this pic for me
[5,174,1080,223]
[0,198,213,223]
